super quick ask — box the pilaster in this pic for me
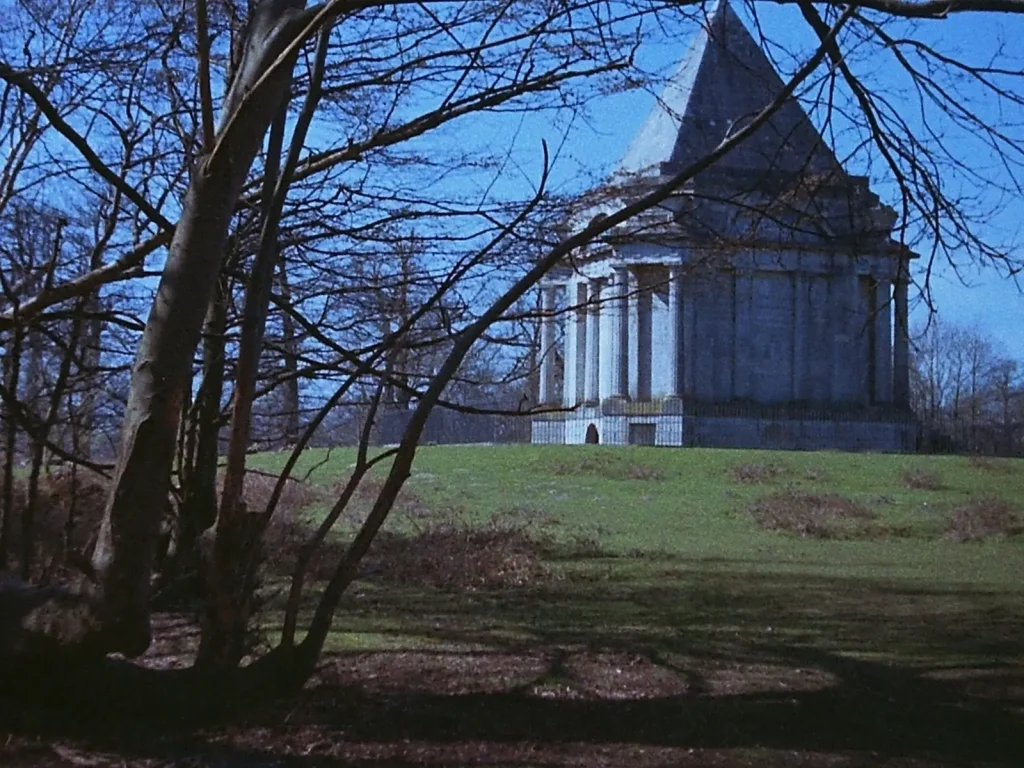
[667,266,683,398]
[538,284,558,405]
[874,278,893,403]
[586,278,602,403]
[893,265,911,408]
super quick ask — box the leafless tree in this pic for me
[0,0,1022,705]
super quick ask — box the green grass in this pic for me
[253,444,1024,586]
[240,446,1024,764]
[252,446,1024,669]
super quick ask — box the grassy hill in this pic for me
[248,446,1024,679]
[253,445,1024,585]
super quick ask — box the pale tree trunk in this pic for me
[91,1,314,658]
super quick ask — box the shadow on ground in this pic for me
[2,564,1022,767]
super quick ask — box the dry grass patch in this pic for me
[549,454,664,481]
[901,467,944,491]
[266,507,551,591]
[368,519,550,591]
[730,462,789,484]
[967,455,1017,474]
[749,491,884,540]
[945,498,1022,542]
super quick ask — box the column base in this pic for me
[662,395,684,415]
[601,396,631,416]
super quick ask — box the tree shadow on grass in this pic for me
[2,565,1023,766]
[289,650,1023,765]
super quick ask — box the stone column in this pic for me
[733,273,754,400]
[874,278,893,403]
[893,266,910,408]
[667,265,683,398]
[573,283,588,405]
[628,269,640,399]
[562,283,578,407]
[584,279,601,403]
[608,266,629,399]
[538,283,558,405]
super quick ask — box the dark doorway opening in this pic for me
[628,422,657,446]
[585,424,599,444]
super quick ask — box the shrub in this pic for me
[263,483,551,591]
[749,491,878,539]
[0,469,109,582]
[368,519,550,591]
[945,498,1022,542]
[242,471,324,515]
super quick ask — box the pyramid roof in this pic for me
[618,0,840,180]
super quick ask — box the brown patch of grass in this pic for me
[550,454,664,481]
[945,498,1022,542]
[265,499,552,591]
[730,463,789,484]
[901,467,944,491]
[368,519,550,591]
[748,491,882,540]
[967,455,1016,474]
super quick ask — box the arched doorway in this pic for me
[585,423,599,444]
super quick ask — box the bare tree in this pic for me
[0,0,1022,706]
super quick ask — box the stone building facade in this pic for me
[532,1,916,451]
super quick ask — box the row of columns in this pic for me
[539,265,685,406]
[538,263,912,409]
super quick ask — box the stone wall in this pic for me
[533,405,916,452]
[682,414,916,452]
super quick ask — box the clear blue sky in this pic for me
[453,2,1024,362]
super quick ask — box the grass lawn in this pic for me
[231,446,1024,766]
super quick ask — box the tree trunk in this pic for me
[197,104,288,670]
[91,2,312,657]
[177,276,228,571]
[0,325,24,569]
[199,18,330,669]
[77,301,103,459]
[277,261,301,446]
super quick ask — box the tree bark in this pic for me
[177,275,228,571]
[198,104,288,670]
[91,1,313,657]
[0,325,24,570]
[277,261,301,446]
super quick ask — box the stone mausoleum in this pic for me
[532,0,916,450]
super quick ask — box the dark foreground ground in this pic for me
[2,579,1022,768]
